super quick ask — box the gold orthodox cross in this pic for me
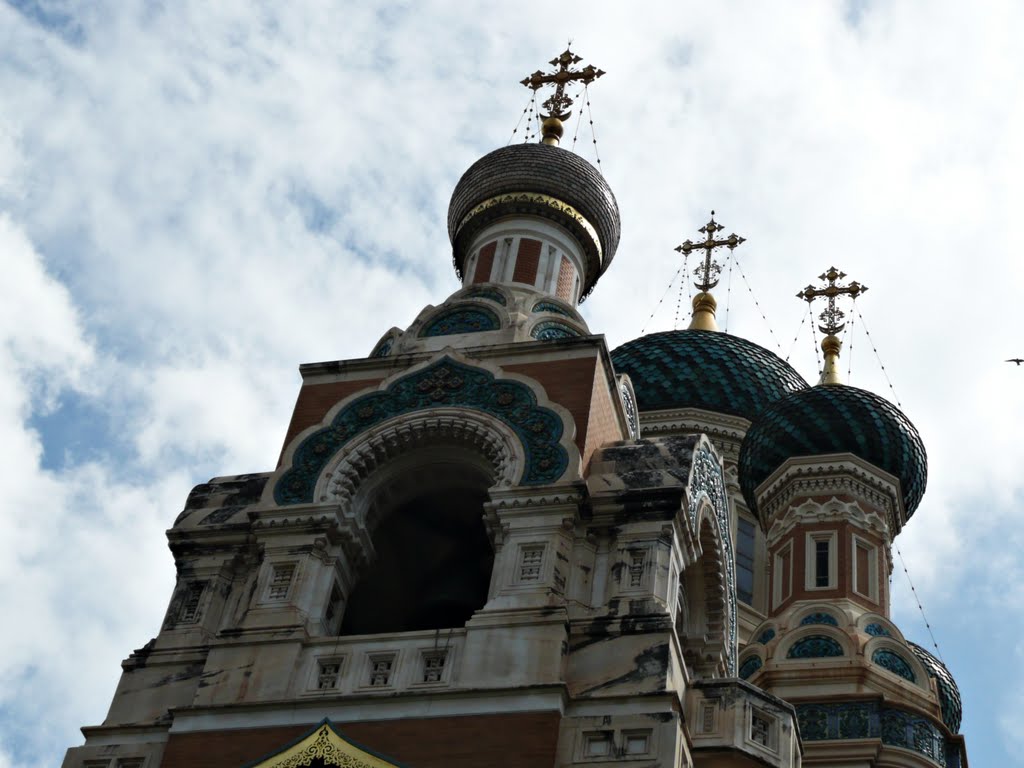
[796,267,868,334]
[675,212,746,292]
[521,47,605,119]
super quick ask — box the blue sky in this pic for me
[1,1,1022,766]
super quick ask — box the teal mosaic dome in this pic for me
[909,641,962,733]
[739,384,927,518]
[610,330,808,421]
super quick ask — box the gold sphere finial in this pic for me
[688,291,719,331]
[541,116,564,146]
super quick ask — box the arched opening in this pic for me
[340,456,495,635]
[679,513,729,679]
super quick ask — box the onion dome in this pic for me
[610,330,808,420]
[909,642,962,732]
[447,143,620,297]
[739,384,927,518]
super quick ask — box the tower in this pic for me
[63,50,967,768]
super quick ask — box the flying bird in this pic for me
[1007,358,1024,366]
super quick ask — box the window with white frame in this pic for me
[115,757,144,768]
[852,535,878,601]
[178,581,207,624]
[368,654,395,687]
[773,541,793,608]
[736,516,757,605]
[582,731,613,758]
[421,650,447,683]
[315,659,342,690]
[622,730,651,756]
[805,531,837,590]
[750,711,772,748]
[324,582,343,630]
[267,563,296,600]
[518,544,545,582]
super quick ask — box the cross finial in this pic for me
[521,46,604,145]
[796,267,868,385]
[674,211,746,292]
[796,266,868,335]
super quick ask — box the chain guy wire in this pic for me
[723,251,736,333]
[809,303,823,374]
[583,84,603,168]
[845,302,856,384]
[673,252,690,329]
[895,544,945,661]
[570,86,586,152]
[641,262,685,336]
[508,91,537,145]
[854,307,903,408]
[734,257,784,353]
[784,307,809,363]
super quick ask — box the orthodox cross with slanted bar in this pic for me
[521,47,605,119]
[796,267,868,334]
[675,212,746,292]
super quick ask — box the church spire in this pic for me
[796,266,868,384]
[674,211,746,331]
[521,46,605,146]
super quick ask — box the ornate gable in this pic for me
[243,720,406,768]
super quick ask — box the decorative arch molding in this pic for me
[767,495,890,544]
[530,319,583,341]
[418,302,502,337]
[778,625,852,660]
[687,439,738,676]
[271,353,579,505]
[864,636,930,690]
[791,604,848,629]
[858,613,904,641]
[319,409,521,514]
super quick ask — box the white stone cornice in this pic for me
[766,496,891,543]
[755,453,905,536]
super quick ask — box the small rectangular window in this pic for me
[519,545,544,582]
[317,660,341,690]
[324,583,343,627]
[368,655,394,687]
[751,712,771,747]
[268,564,295,600]
[628,550,646,587]
[853,536,878,600]
[115,758,144,768]
[83,761,111,768]
[815,540,830,588]
[774,542,793,608]
[583,732,613,757]
[623,731,650,755]
[422,651,447,683]
[736,517,756,605]
[178,581,207,623]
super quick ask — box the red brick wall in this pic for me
[505,356,598,461]
[583,361,626,469]
[278,378,383,465]
[555,257,575,301]
[159,712,560,768]
[512,238,542,286]
[472,241,497,284]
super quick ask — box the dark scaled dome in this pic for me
[909,641,962,732]
[610,330,809,421]
[739,384,927,518]
[448,143,620,297]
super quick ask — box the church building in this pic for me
[63,49,968,768]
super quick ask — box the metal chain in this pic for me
[724,251,735,333]
[641,262,685,336]
[584,85,602,168]
[784,308,809,363]
[673,253,689,329]
[845,303,856,384]
[809,304,823,374]
[570,86,585,151]
[854,307,902,408]
[734,257,784,353]
[895,544,945,662]
[508,92,536,145]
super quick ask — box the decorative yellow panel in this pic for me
[246,720,404,768]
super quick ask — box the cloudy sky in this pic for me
[1,1,1021,765]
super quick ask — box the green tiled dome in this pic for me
[739,385,927,518]
[909,641,962,732]
[610,330,808,420]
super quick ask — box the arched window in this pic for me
[340,459,495,635]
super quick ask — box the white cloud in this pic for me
[0,0,1022,765]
